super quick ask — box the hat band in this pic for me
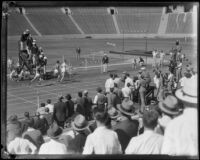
[121,105,134,113]
[181,89,197,98]
[162,103,179,113]
[74,122,87,129]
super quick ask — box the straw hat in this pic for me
[159,95,180,116]
[117,99,136,116]
[47,122,63,139]
[107,107,120,119]
[71,114,89,131]
[175,76,197,104]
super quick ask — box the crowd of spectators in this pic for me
[6,56,197,156]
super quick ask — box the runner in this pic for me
[30,66,43,84]
[60,60,68,82]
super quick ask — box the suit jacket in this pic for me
[22,128,44,149]
[65,100,75,118]
[33,117,49,135]
[76,97,86,116]
[53,101,68,122]
[20,117,34,133]
[113,118,139,153]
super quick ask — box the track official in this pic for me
[102,53,109,73]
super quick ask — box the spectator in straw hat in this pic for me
[7,115,22,145]
[113,99,139,153]
[60,114,90,154]
[39,122,67,154]
[107,107,120,126]
[83,107,122,154]
[126,108,163,154]
[162,76,198,156]
[155,95,181,135]
[53,95,68,128]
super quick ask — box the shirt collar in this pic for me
[143,129,154,135]
[27,127,35,132]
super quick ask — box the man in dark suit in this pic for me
[22,118,44,150]
[75,91,86,116]
[83,90,93,120]
[21,112,34,133]
[114,99,139,153]
[33,112,49,135]
[53,96,68,128]
[65,94,75,118]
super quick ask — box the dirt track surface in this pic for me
[6,37,197,119]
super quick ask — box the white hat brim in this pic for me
[175,89,197,104]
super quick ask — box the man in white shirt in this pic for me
[105,73,115,93]
[45,99,54,113]
[39,122,68,154]
[178,72,192,88]
[83,107,122,154]
[7,137,37,154]
[125,109,163,154]
[124,73,133,88]
[162,77,198,156]
[122,83,132,100]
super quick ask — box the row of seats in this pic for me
[7,8,193,36]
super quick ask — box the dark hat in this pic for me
[107,107,120,119]
[117,99,136,116]
[159,95,180,116]
[47,122,63,139]
[71,114,89,131]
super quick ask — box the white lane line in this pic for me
[7,93,37,105]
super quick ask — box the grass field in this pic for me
[7,37,197,119]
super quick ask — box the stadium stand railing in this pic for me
[25,7,81,35]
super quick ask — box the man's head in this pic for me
[96,87,102,93]
[56,60,60,64]
[47,99,51,104]
[127,83,131,87]
[40,103,45,108]
[66,94,72,100]
[110,73,114,79]
[83,90,88,96]
[110,87,114,93]
[78,91,82,98]
[143,109,159,130]
[93,107,111,128]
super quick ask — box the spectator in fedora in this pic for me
[113,99,139,153]
[39,122,67,154]
[107,107,121,126]
[36,103,46,115]
[106,87,117,110]
[60,114,90,154]
[162,76,198,156]
[21,111,34,133]
[93,87,107,108]
[65,94,75,119]
[53,96,68,128]
[33,112,49,135]
[125,108,163,154]
[155,95,181,135]
[7,115,22,145]
[83,90,93,120]
[83,107,122,154]
[45,99,54,113]
[22,118,44,151]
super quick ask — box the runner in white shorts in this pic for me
[60,60,68,82]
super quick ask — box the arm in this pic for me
[82,135,94,154]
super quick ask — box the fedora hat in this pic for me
[47,122,63,139]
[117,99,135,116]
[175,76,197,104]
[159,95,180,116]
[108,107,120,119]
[71,114,89,131]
